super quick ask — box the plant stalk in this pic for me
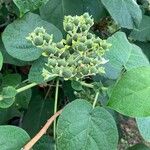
[92,92,99,108]
[16,83,37,93]
[53,79,59,140]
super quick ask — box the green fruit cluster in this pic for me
[26,13,111,80]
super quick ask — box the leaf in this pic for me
[0,36,29,66]
[0,86,17,108]
[13,0,49,15]
[33,135,55,150]
[28,56,56,83]
[40,0,106,31]
[57,99,118,150]
[0,125,30,150]
[0,107,21,125]
[71,80,83,91]
[101,0,142,29]
[130,15,150,42]
[105,32,149,79]
[0,51,3,70]
[2,12,62,61]
[2,74,21,87]
[136,117,150,142]
[128,143,150,150]
[135,41,150,61]
[22,93,54,137]
[108,66,150,117]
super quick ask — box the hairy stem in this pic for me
[80,81,94,89]
[16,83,37,93]
[22,110,62,150]
[53,79,59,140]
[92,92,99,108]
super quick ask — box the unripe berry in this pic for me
[85,40,93,49]
[81,66,89,75]
[73,34,78,41]
[56,42,64,49]
[33,36,43,46]
[77,43,87,51]
[65,23,73,32]
[87,33,93,39]
[83,13,90,19]
[34,27,45,35]
[58,59,67,67]
[62,68,73,78]
[82,57,91,64]
[48,58,57,67]
[81,24,88,32]
[73,18,79,26]
[43,33,52,43]
[90,66,97,74]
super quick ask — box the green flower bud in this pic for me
[43,33,52,43]
[48,58,57,67]
[86,18,94,26]
[52,67,61,74]
[82,57,91,64]
[90,66,97,74]
[66,37,72,46]
[33,36,43,46]
[77,43,87,51]
[56,42,65,49]
[73,34,78,41]
[83,13,90,19]
[43,46,57,54]
[85,40,93,49]
[87,33,93,39]
[34,27,45,35]
[81,66,89,75]
[79,36,87,43]
[58,59,67,67]
[65,23,73,32]
[73,18,79,26]
[62,68,73,78]
[81,24,88,32]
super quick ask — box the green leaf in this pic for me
[101,0,142,29]
[0,107,21,125]
[28,56,56,83]
[130,15,150,42]
[40,0,106,32]
[57,99,118,150]
[135,41,150,61]
[22,93,54,137]
[2,12,62,61]
[0,125,30,150]
[0,36,28,66]
[108,66,150,117]
[13,0,49,15]
[2,74,21,87]
[105,32,149,79]
[128,144,150,150]
[33,135,55,150]
[0,51,3,70]
[136,117,150,142]
[0,86,17,108]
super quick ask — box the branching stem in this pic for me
[22,110,62,150]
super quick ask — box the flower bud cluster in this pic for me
[27,13,111,80]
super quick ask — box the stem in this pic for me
[92,92,99,108]
[80,81,94,89]
[53,79,59,140]
[22,110,62,150]
[16,83,37,93]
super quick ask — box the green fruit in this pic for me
[58,59,67,67]
[83,13,90,19]
[43,46,57,54]
[48,58,57,67]
[66,37,72,46]
[43,33,52,43]
[65,23,73,32]
[82,57,91,64]
[85,40,93,49]
[33,36,43,46]
[62,68,73,78]
[81,66,89,75]
[79,36,86,43]
[73,34,78,41]
[73,18,79,26]
[87,33,93,39]
[52,67,60,74]
[77,43,87,51]
[81,24,88,32]
[34,27,45,35]
[90,66,97,74]
[86,18,93,26]
[56,43,64,49]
